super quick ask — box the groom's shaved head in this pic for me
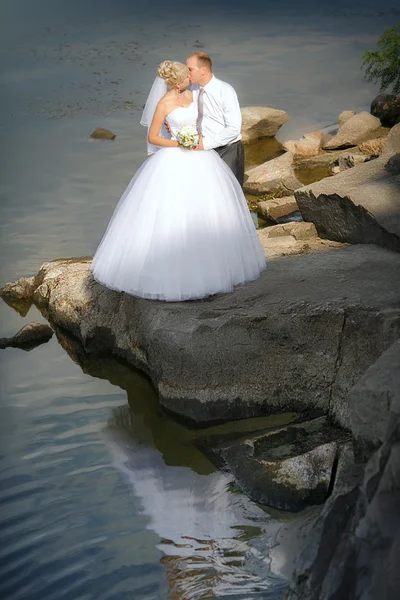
[187,52,212,72]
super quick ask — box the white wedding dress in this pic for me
[91,101,266,301]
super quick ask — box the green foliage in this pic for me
[361,23,400,94]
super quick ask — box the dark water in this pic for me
[1,1,399,598]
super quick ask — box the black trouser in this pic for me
[214,140,245,187]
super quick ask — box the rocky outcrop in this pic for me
[323,112,385,150]
[1,245,399,427]
[241,107,289,143]
[295,133,400,252]
[0,322,54,350]
[371,93,400,128]
[244,152,303,196]
[286,340,400,600]
[90,127,116,140]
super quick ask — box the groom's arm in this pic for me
[202,86,242,150]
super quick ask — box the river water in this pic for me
[0,1,398,598]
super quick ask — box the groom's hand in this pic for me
[193,138,204,151]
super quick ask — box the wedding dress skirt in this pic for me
[92,105,266,301]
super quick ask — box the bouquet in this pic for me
[176,125,199,149]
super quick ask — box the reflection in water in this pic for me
[57,330,288,598]
[106,407,287,599]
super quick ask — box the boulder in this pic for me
[295,151,400,252]
[244,152,303,196]
[90,128,116,140]
[0,322,54,350]
[371,93,400,127]
[323,112,385,150]
[241,107,289,143]
[216,417,347,512]
[338,110,356,127]
[257,196,299,221]
[2,245,399,426]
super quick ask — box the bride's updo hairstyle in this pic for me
[158,60,189,86]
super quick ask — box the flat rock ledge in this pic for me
[1,245,399,429]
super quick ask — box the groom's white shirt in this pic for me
[191,75,242,150]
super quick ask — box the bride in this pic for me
[91,60,266,301]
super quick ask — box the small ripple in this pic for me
[22,440,104,460]
[0,483,51,508]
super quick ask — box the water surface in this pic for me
[1,1,398,597]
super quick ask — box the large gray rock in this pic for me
[244,152,303,196]
[350,340,400,461]
[216,417,348,512]
[1,245,399,427]
[241,106,289,143]
[295,150,400,252]
[323,112,385,150]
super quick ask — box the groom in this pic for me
[186,52,245,187]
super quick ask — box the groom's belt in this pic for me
[214,139,242,152]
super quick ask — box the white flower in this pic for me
[177,125,199,149]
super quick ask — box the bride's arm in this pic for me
[148,102,179,148]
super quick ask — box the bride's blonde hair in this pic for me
[158,60,189,86]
